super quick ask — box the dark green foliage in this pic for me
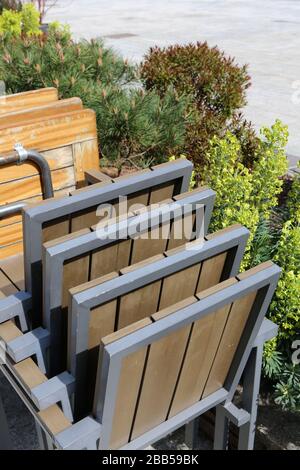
[141,42,253,166]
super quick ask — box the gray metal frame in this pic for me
[68,225,249,411]
[94,262,280,450]
[23,159,195,327]
[42,188,213,331]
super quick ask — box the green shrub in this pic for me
[0,8,22,36]
[21,2,41,36]
[0,31,193,166]
[141,42,252,167]
[0,3,41,37]
[201,120,288,267]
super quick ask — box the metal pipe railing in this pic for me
[0,145,54,219]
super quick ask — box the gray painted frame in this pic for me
[94,262,280,450]
[23,159,194,327]
[68,225,249,413]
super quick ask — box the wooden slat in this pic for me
[167,211,196,251]
[131,324,191,440]
[0,88,58,115]
[127,191,150,213]
[0,145,73,185]
[196,252,228,293]
[159,263,201,310]
[62,254,90,308]
[0,109,97,155]
[0,320,23,343]
[117,281,162,329]
[130,225,169,265]
[70,206,102,232]
[0,98,82,130]
[0,166,76,206]
[169,303,232,417]
[152,296,197,321]
[102,318,152,449]
[118,255,165,329]
[0,253,24,290]
[202,290,258,398]
[42,216,70,244]
[0,222,23,247]
[13,358,47,390]
[0,270,18,295]
[0,289,5,299]
[72,139,100,188]
[148,182,175,204]
[0,243,23,261]
[90,240,132,280]
[84,169,113,185]
[38,405,71,436]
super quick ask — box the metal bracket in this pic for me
[7,328,50,373]
[54,417,102,450]
[31,372,75,423]
[14,143,28,164]
[0,292,31,332]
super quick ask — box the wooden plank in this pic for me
[117,281,162,330]
[152,296,197,321]
[13,358,47,390]
[100,318,152,449]
[88,300,118,351]
[127,191,150,213]
[167,211,196,251]
[0,88,58,114]
[90,240,132,280]
[0,166,76,206]
[148,182,175,205]
[0,145,73,185]
[42,216,70,244]
[237,261,274,280]
[130,225,169,265]
[72,139,99,188]
[84,169,113,185]
[131,324,191,440]
[159,263,202,310]
[0,109,97,155]
[0,270,18,295]
[62,254,90,308]
[0,289,5,299]
[38,405,71,436]
[169,303,232,417]
[0,222,23,247]
[0,98,82,130]
[70,206,101,232]
[196,252,228,293]
[0,253,24,291]
[0,243,23,261]
[202,290,258,398]
[0,320,23,343]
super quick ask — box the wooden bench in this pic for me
[0,103,99,259]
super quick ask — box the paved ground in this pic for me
[46,0,300,166]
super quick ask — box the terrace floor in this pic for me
[47,0,300,167]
